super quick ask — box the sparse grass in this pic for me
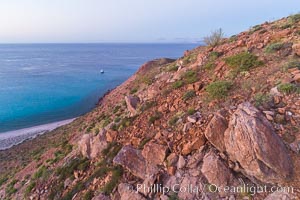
[225,52,263,71]
[48,182,64,200]
[182,53,197,65]
[101,142,122,162]
[182,90,196,101]
[204,28,224,47]
[61,182,84,200]
[113,105,121,113]
[33,165,49,180]
[182,70,198,84]
[289,13,300,24]
[6,179,18,196]
[205,81,232,99]
[228,35,238,43]
[139,101,157,111]
[203,51,222,70]
[280,23,292,29]
[25,181,36,197]
[172,80,184,89]
[130,87,138,94]
[83,190,93,200]
[101,166,123,195]
[264,42,284,53]
[187,108,196,115]
[149,111,162,124]
[286,60,300,70]
[249,25,262,34]
[138,138,151,149]
[166,63,179,72]
[254,93,271,106]
[0,176,8,187]
[56,156,90,181]
[278,83,297,94]
[168,116,180,126]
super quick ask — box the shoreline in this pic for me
[0,118,76,150]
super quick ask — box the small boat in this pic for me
[100,69,104,74]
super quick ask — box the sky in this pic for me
[0,0,299,43]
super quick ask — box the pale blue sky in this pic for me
[0,0,299,43]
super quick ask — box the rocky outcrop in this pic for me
[113,145,147,179]
[224,102,293,183]
[142,142,168,165]
[125,96,140,116]
[264,191,296,200]
[78,130,108,159]
[118,183,146,200]
[205,110,228,152]
[201,150,237,190]
[292,43,300,56]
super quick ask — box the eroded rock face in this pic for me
[78,130,108,159]
[91,193,111,200]
[125,96,140,116]
[118,183,146,200]
[142,142,168,165]
[264,191,296,200]
[113,145,147,179]
[201,150,237,189]
[292,43,300,56]
[205,110,228,152]
[224,102,293,183]
[78,134,91,159]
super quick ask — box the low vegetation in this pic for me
[205,81,232,99]
[264,42,284,53]
[278,83,298,94]
[203,28,224,47]
[182,70,198,84]
[149,111,162,124]
[172,80,184,89]
[182,90,196,101]
[225,52,263,71]
[254,93,271,106]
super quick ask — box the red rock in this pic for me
[125,96,140,116]
[204,110,228,152]
[224,102,293,184]
[142,142,168,165]
[292,43,300,56]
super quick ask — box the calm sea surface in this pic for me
[0,43,198,133]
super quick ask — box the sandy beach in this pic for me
[0,118,75,150]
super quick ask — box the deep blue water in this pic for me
[0,43,198,133]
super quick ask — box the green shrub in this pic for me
[182,70,198,84]
[205,81,232,99]
[56,157,90,181]
[287,60,300,69]
[0,176,8,187]
[229,35,238,43]
[149,111,162,124]
[182,90,196,101]
[166,63,178,72]
[83,190,93,200]
[204,28,224,47]
[187,108,196,115]
[6,179,18,196]
[225,52,263,71]
[113,105,121,113]
[264,42,284,53]
[33,165,48,180]
[203,51,222,70]
[172,80,184,89]
[138,138,151,149]
[254,93,271,106]
[25,181,36,196]
[130,87,138,94]
[249,25,262,34]
[280,23,292,29]
[289,13,300,24]
[168,116,180,126]
[278,83,297,94]
[101,166,123,195]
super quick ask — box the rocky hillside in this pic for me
[1,14,300,200]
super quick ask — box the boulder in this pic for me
[90,130,108,159]
[142,142,168,165]
[125,96,140,116]
[201,150,237,189]
[78,131,108,159]
[224,102,293,183]
[204,110,228,152]
[78,134,91,159]
[113,145,147,179]
[292,43,300,56]
[181,135,206,155]
[118,183,146,200]
[183,122,193,132]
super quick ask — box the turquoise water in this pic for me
[0,43,198,132]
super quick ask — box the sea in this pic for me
[0,43,198,133]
